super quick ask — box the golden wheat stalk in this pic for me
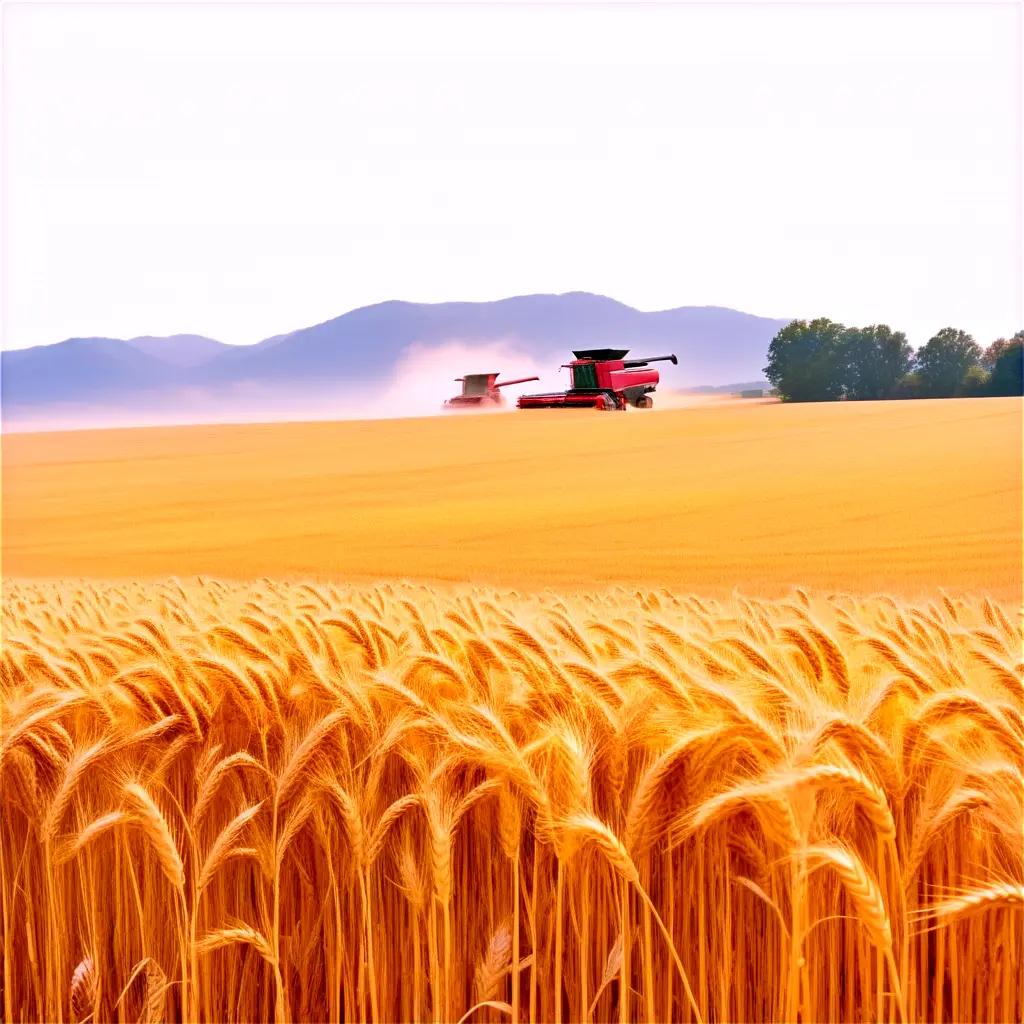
[2,579,1020,1024]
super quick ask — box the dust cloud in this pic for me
[1,342,767,433]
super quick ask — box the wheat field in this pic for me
[1,578,1021,1023]
[4,397,1020,597]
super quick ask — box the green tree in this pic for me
[914,327,981,397]
[764,318,847,402]
[893,371,923,399]
[841,324,912,400]
[986,331,1023,396]
[960,365,991,397]
[982,338,1010,370]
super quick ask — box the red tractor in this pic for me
[516,349,677,410]
[443,372,540,410]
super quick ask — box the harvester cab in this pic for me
[517,349,678,410]
[443,372,540,410]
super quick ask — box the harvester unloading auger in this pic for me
[516,349,678,410]
[443,372,541,410]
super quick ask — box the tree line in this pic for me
[764,320,1023,402]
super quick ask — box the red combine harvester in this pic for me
[443,372,540,410]
[516,349,678,410]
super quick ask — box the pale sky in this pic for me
[3,1,1021,351]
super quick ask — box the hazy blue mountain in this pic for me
[125,334,230,368]
[1,333,229,406]
[2,292,790,426]
[197,292,786,386]
[1,338,180,405]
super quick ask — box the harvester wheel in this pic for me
[596,395,617,411]
[635,394,654,409]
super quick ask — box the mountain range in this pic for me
[1,292,789,428]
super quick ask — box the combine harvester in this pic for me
[517,349,677,410]
[443,372,540,410]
